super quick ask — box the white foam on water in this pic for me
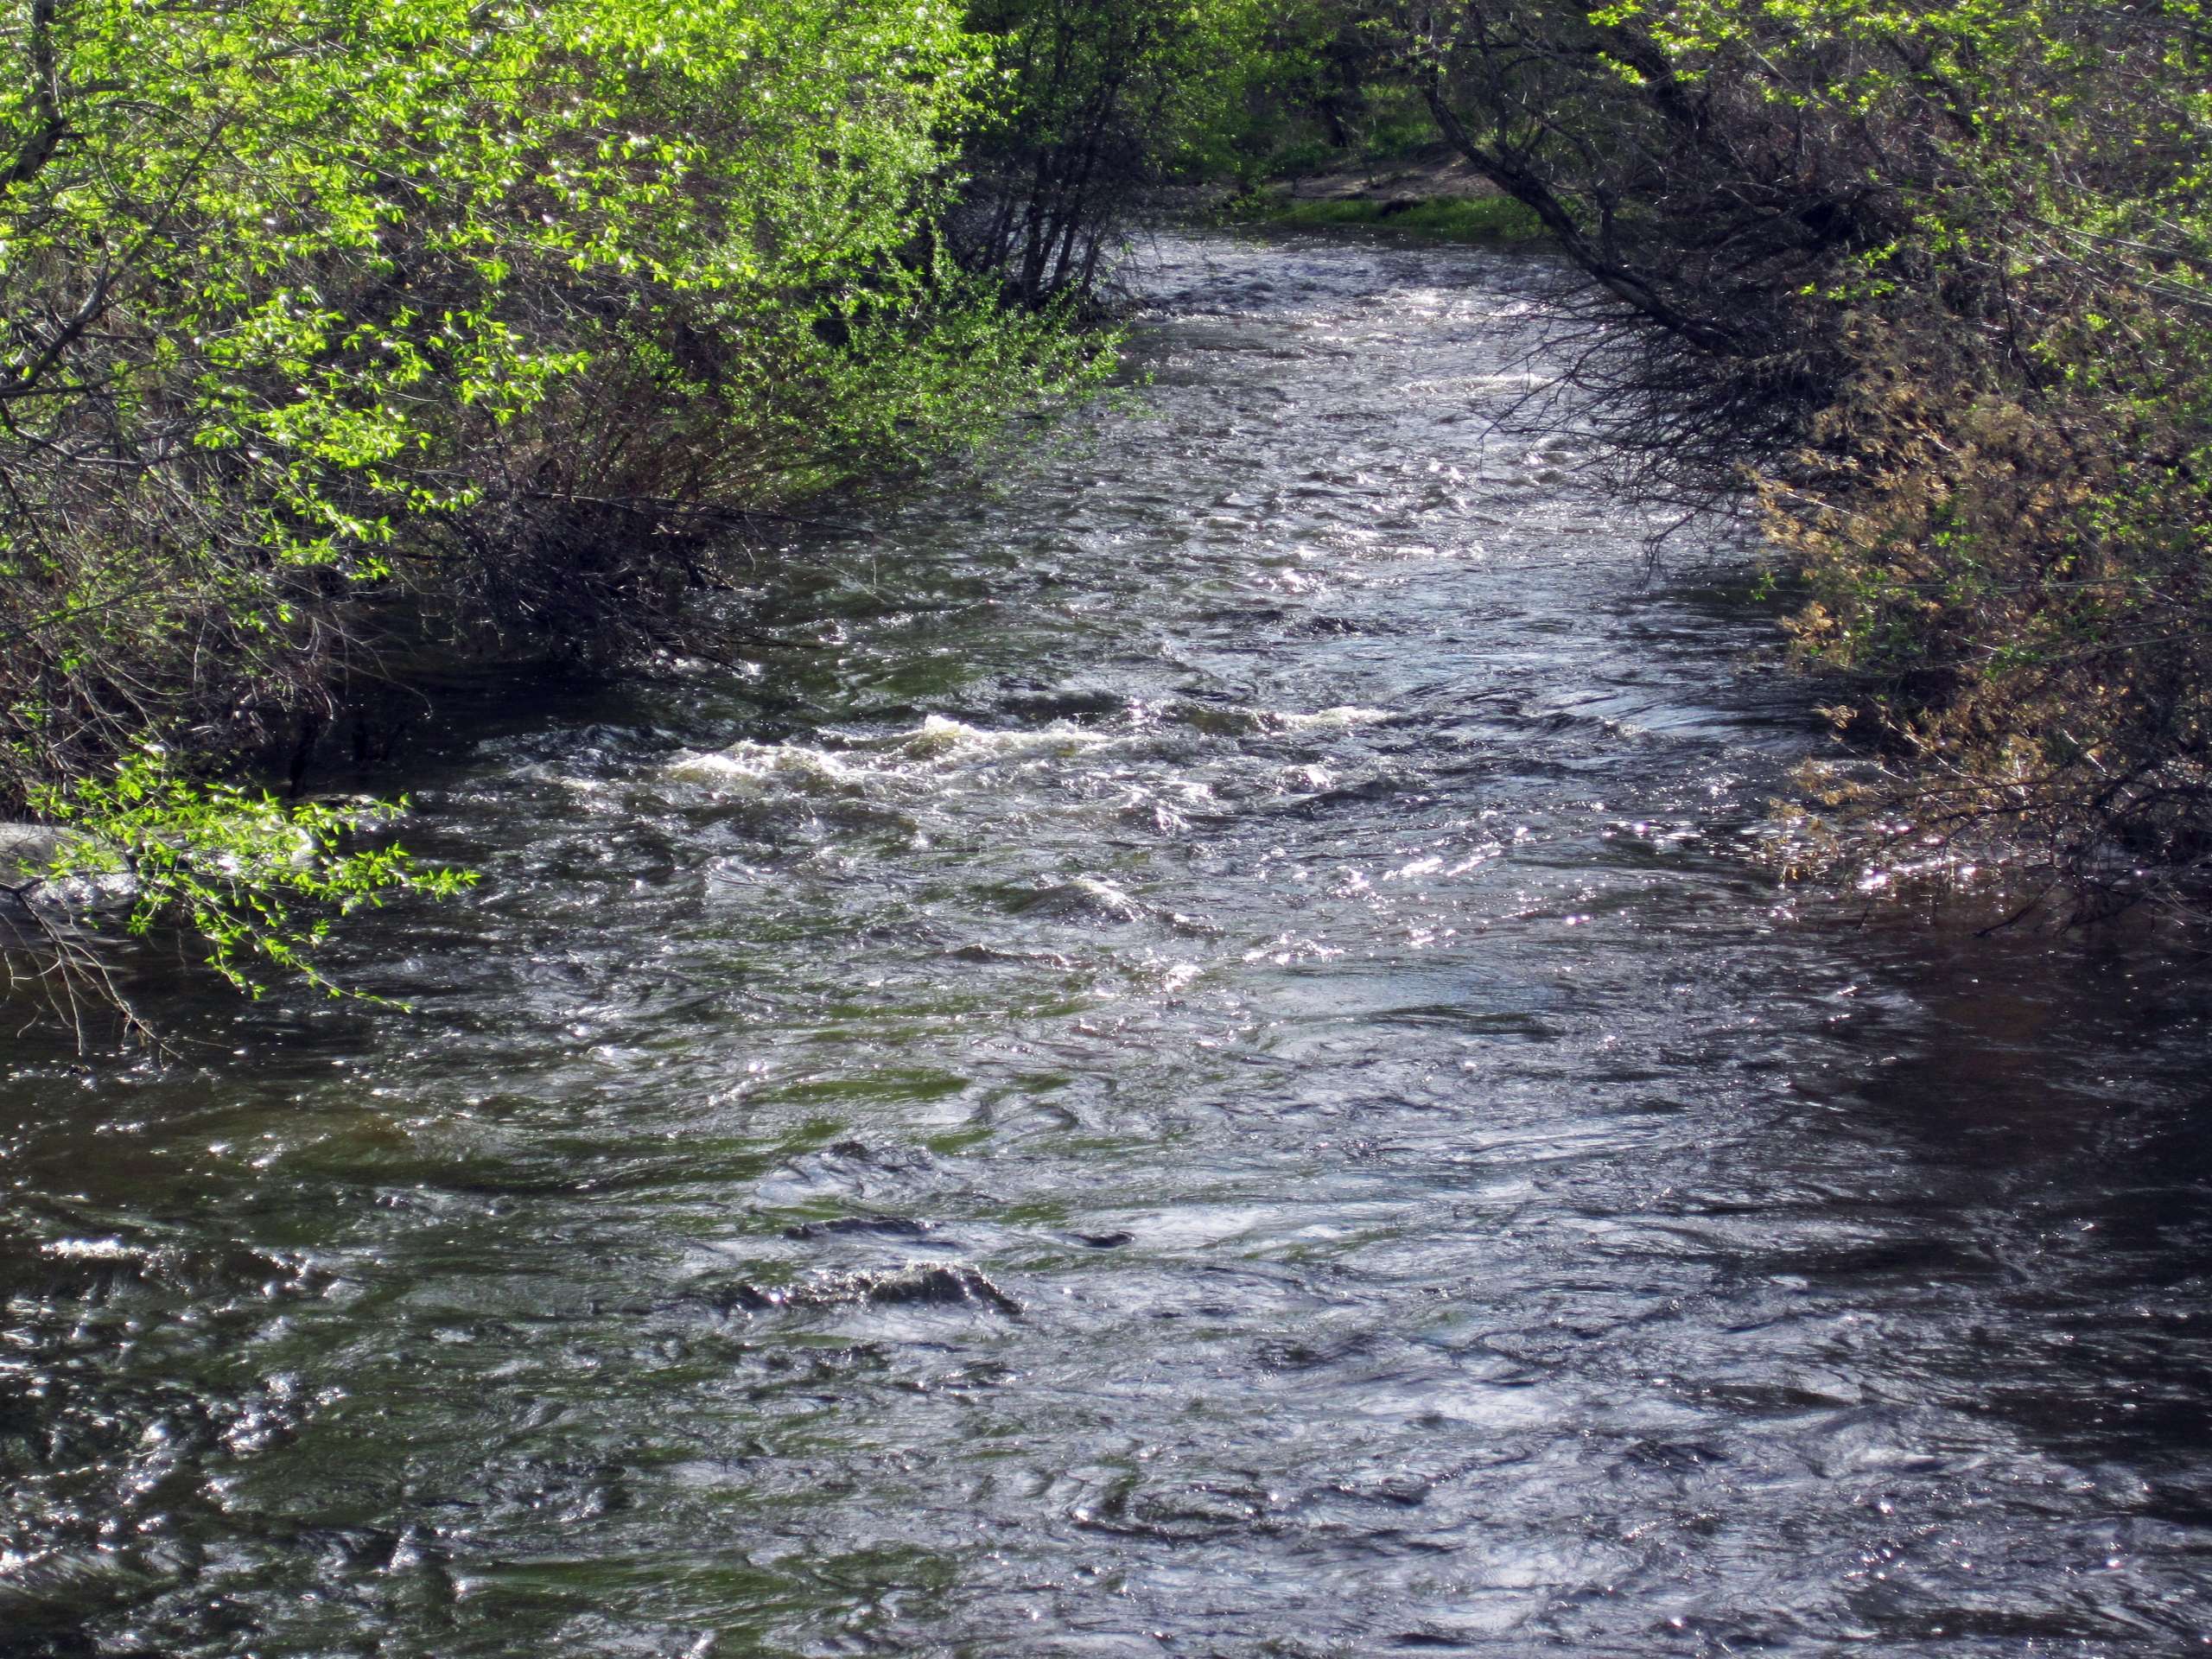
[667,715,1128,797]
[665,741,871,796]
[892,715,1118,761]
[43,1237,137,1261]
[1277,705,1392,732]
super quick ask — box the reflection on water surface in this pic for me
[3,232,2209,1657]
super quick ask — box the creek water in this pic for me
[3,232,2210,1657]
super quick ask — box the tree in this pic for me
[951,0,1272,306]
[0,0,1104,1027]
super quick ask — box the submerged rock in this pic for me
[856,1264,1022,1313]
[0,823,137,915]
[692,1262,1021,1319]
[782,1214,936,1242]
[1002,876,1223,938]
[1013,875,1152,925]
[0,823,62,881]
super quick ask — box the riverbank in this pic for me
[1232,191,1545,244]
[1218,144,1546,245]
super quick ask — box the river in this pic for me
[3,232,2209,1657]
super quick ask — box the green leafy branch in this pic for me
[32,742,474,1001]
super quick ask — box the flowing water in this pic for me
[3,232,2210,1658]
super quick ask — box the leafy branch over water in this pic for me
[35,746,473,999]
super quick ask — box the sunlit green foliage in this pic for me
[34,746,473,999]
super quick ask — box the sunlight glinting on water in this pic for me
[2,232,2209,1658]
